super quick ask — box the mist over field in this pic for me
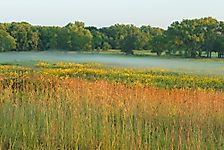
[0,51,224,76]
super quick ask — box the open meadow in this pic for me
[0,56,224,149]
[1,0,224,149]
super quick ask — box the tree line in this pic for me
[0,17,224,58]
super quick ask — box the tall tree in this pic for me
[213,35,224,58]
[140,26,164,49]
[8,22,39,51]
[38,26,60,50]
[57,27,70,50]
[0,30,16,52]
[65,22,93,51]
[167,19,206,57]
[86,26,107,50]
[199,17,219,57]
[120,25,147,54]
[150,34,167,56]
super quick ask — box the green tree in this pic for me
[8,22,39,51]
[120,25,147,54]
[166,21,185,56]
[166,17,221,58]
[102,42,111,51]
[86,27,107,50]
[0,23,10,31]
[213,35,224,58]
[38,26,60,50]
[167,19,206,57]
[199,17,219,57]
[0,30,16,52]
[101,24,130,50]
[65,22,93,51]
[150,34,167,56]
[57,27,70,50]
[140,26,164,50]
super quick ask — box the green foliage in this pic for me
[0,23,10,31]
[38,26,60,50]
[101,24,149,54]
[120,25,148,54]
[86,26,108,50]
[100,24,125,49]
[0,17,224,58]
[8,22,39,51]
[57,27,70,50]
[65,22,93,51]
[102,42,111,50]
[140,26,164,50]
[150,31,166,56]
[0,30,16,52]
[166,17,224,58]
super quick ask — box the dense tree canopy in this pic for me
[66,22,93,51]
[119,25,148,54]
[0,30,16,52]
[8,22,39,51]
[166,17,224,58]
[37,26,59,50]
[0,17,224,58]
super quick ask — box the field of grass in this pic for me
[0,62,224,149]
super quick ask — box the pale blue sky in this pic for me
[0,0,223,28]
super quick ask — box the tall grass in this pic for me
[1,75,224,149]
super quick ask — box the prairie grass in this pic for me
[1,73,224,149]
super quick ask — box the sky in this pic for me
[0,0,223,29]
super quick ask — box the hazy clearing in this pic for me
[0,51,224,76]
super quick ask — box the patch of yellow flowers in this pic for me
[0,62,224,90]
